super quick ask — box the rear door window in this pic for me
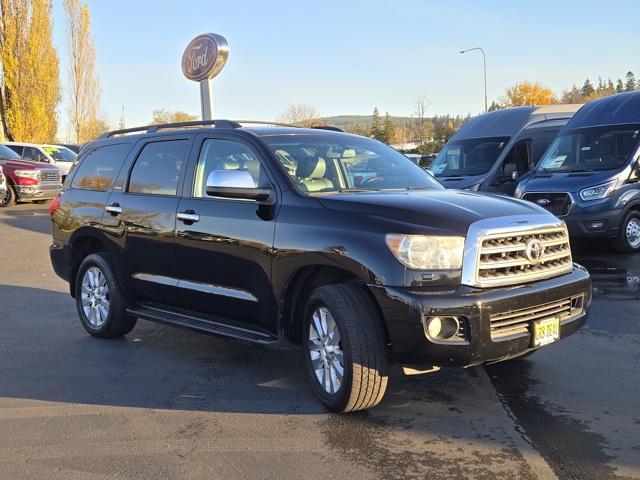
[22,146,37,160]
[128,140,189,196]
[6,145,23,156]
[71,143,131,191]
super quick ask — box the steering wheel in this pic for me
[360,176,385,187]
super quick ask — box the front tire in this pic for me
[614,211,640,253]
[303,283,389,412]
[0,184,16,207]
[75,253,137,338]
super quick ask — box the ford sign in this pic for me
[181,33,229,82]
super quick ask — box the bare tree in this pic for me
[65,0,101,143]
[276,104,322,127]
[413,96,428,145]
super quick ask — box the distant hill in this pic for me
[322,115,416,129]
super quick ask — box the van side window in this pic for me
[71,143,131,191]
[193,139,267,197]
[128,140,188,196]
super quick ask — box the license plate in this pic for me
[533,317,560,347]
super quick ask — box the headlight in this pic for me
[385,234,465,270]
[15,170,39,179]
[579,180,616,201]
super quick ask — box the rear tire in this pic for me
[0,184,16,207]
[614,210,640,253]
[303,283,389,412]
[75,253,137,338]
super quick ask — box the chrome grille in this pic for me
[476,225,572,287]
[490,294,584,340]
[38,170,61,183]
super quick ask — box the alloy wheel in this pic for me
[308,306,344,395]
[81,266,110,328]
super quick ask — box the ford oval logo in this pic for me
[181,33,229,82]
[536,198,551,206]
[525,239,544,263]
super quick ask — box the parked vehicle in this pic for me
[516,92,640,252]
[430,105,582,195]
[1,142,77,180]
[49,120,591,412]
[56,143,80,154]
[405,153,437,170]
[0,164,6,201]
[0,144,62,207]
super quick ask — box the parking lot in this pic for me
[0,203,638,480]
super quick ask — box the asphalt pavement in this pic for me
[0,203,638,480]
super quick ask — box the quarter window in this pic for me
[193,139,266,197]
[128,140,188,196]
[71,143,131,191]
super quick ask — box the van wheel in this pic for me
[75,253,137,338]
[303,283,389,412]
[0,184,16,207]
[614,211,640,253]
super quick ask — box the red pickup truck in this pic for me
[0,144,62,207]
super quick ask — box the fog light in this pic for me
[424,316,460,340]
[584,220,607,231]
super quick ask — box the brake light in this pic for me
[49,196,61,217]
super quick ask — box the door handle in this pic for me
[177,211,200,223]
[105,203,123,215]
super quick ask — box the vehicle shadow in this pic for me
[0,204,51,235]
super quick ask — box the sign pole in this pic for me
[200,79,214,120]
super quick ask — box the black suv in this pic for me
[50,120,591,412]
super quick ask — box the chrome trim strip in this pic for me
[461,214,569,288]
[132,273,258,302]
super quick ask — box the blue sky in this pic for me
[51,0,639,131]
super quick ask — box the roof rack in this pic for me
[98,119,343,139]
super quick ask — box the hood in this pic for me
[0,158,60,172]
[436,174,486,190]
[521,169,622,193]
[317,190,549,235]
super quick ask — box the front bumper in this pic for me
[563,208,623,239]
[370,265,591,368]
[15,184,60,201]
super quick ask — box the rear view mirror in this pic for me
[205,170,273,203]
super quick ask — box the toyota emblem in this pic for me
[525,239,544,263]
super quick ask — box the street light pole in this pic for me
[460,47,487,112]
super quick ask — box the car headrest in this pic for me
[297,155,327,179]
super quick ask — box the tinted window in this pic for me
[0,145,21,160]
[22,146,37,160]
[128,140,188,196]
[71,143,131,191]
[193,139,266,197]
[264,133,442,193]
[5,145,23,156]
[430,137,510,177]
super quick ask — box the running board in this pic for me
[127,304,278,345]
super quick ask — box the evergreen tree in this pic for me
[370,107,383,141]
[581,78,595,98]
[382,112,394,144]
[616,79,624,93]
[608,78,615,91]
[625,71,636,91]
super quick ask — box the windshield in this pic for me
[430,137,510,177]
[42,145,77,162]
[537,124,640,173]
[263,133,443,193]
[0,145,20,160]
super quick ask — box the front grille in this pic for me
[490,294,584,340]
[38,170,61,183]
[476,226,572,287]
[522,192,572,217]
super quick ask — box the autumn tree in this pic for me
[65,0,101,143]
[151,109,198,124]
[0,0,60,142]
[505,81,556,106]
[276,104,322,127]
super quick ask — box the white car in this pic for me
[1,142,77,180]
[0,165,6,201]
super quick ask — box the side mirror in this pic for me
[205,170,273,203]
